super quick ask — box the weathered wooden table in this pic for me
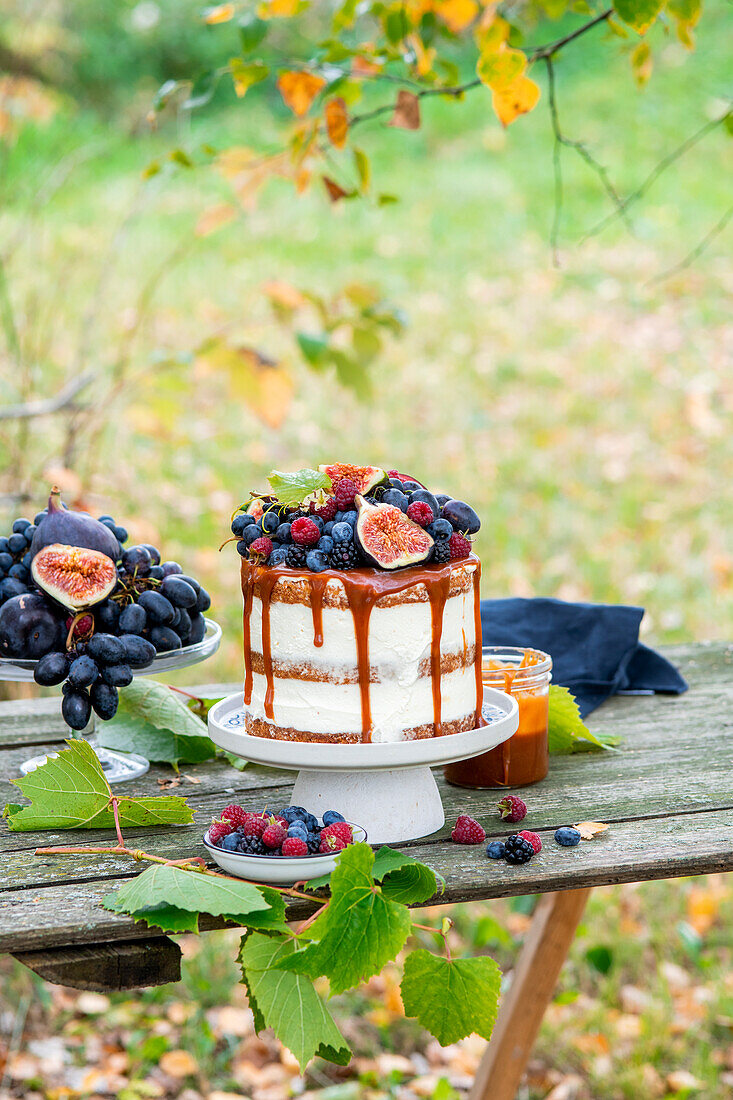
[1,642,731,1100]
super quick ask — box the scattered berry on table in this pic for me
[290,517,320,547]
[262,822,288,849]
[448,531,472,561]
[321,821,353,845]
[249,536,273,561]
[497,795,527,823]
[282,836,309,857]
[486,840,506,859]
[334,478,358,510]
[208,819,234,844]
[221,804,248,829]
[406,501,434,528]
[322,810,346,825]
[451,814,486,845]
[518,830,542,854]
[555,826,582,847]
[503,834,535,864]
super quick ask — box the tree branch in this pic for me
[0,371,96,421]
[529,8,613,59]
[649,202,733,284]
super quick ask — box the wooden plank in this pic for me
[13,937,181,991]
[469,889,591,1100]
[2,805,733,955]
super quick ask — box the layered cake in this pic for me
[231,464,482,744]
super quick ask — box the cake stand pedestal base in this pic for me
[292,765,444,845]
[208,689,519,845]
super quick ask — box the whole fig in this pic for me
[30,490,120,563]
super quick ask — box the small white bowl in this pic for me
[203,824,367,884]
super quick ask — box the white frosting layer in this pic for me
[244,566,479,741]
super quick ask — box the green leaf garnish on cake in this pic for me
[267,467,331,507]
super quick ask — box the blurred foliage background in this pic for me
[0,0,731,685]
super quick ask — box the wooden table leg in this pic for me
[470,887,592,1100]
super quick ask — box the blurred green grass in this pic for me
[0,3,731,682]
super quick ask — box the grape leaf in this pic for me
[3,739,193,832]
[548,685,607,754]
[267,467,331,506]
[103,864,286,933]
[305,844,442,903]
[400,949,502,1045]
[239,932,351,1071]
[276,843,412,994]
[97,680,216,768]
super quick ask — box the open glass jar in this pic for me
[445,646,552,789]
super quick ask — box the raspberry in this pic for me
[432,539,450,564]
[249,536,273,561]
[497,796,527,823]
[321,821,352,845]
[221,804,248,828]
[242,811,268,838]
[320,832,348,853]
[448,531,471,561]
[281,836,308,857]
[291,517,320,547]
[406,501,433,528]
[286,543,307,568]
[503,834,534,864]
[262,822,287,849]
[518,830,542,854]
[209,819,234,844]
[334,478,358,510]
[329,542,359,570]
[311,496,337,522]
[451,814,486,845]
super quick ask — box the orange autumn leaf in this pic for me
[437,0,479,33]
[277,71,326,117]
[325,96,349,148]
[574,821,610,840]
[262,280,307,310]
[160,1050,199,1077]
[323,176,350,202]
[389,90,421,130]
[492,73,541,127]
[195,202,238,237]
[686,883,725,935]
[259,0,301,15]
[202,3,235,24]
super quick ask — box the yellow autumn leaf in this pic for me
[630,40,653,86]
[436,0,479,33]
[277,70,326,116]
[475,12,510,51]
[259,0,301,15]
[216,146,256,178]
[325,96,349,148]
[197,342,293,429]
[195,203,238,237]
[477,43,526,90]
[491,73,541,127]
[202,4,235,24]
[574,821,610,840]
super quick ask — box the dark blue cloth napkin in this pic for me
[480,597,688,717]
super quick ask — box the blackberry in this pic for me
[286,543,307,569]
[503,834,535,865]
[306,831,322,853]
[329,542,359,570]
[238,833,266,855]
[432,539,451,564]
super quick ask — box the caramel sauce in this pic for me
[240,554,482,742]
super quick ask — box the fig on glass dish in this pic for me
[354,495,433,569]
[319,463,386,497]
[31,544,117,611]
[0,592,64,658]
[30,489,120,563]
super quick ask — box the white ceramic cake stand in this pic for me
[4,618,222,783]
[208,687,519,844]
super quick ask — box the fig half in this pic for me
[319,463,386,496]
[31,544,117,611]
[30,489,120,563]
[354,495,434,570]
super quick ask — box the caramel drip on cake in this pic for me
[472,565,483,729]
[256,568,280,720]
[427,573,451,733]
[309,574,328,648]
[242,559,255,706]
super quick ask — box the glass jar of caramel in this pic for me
[445,646,552,789]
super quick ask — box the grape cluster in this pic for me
[0,504,212,732]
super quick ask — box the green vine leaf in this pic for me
[97,680,216,768]
[267,467,331,506]
[3,739,193,832]
[277,842,412,994]
[400,949,502,1045]
[307,845,442,904]
[239,932,351,1071]
[549,685,609,754]
[103,864,286,934]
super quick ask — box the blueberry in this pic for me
[238,524,262,549]
[428,518,453,540]
[331,522,353,544]
[306,549,328,573]
[322,810,346,826]
[269,548,288,566]
[323,520,334,535]
[318,535,334,555]
[334,511,345,523]
[486,841,506,859]
[219,832,240,851]
[341,510,357,527]
[275,522,292,543]
[289,806,308,819]
[555,827,582,847]
[231,513,255,536]
[261,510,279,534]
[288,822,308,838]
[304,813,319,832]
